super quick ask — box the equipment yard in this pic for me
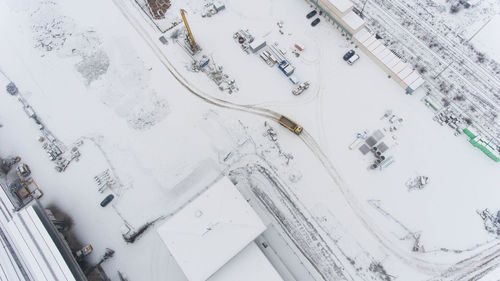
[0,0,498,280]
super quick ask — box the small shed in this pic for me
[250,39,266,53]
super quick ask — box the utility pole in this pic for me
[360,0,368,18]
[433,61,452,79]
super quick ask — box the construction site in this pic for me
[0,0,498,280]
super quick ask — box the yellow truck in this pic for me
[278,116,303,135]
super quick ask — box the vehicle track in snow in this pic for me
[112,0,496,279]
[427,241,500,281]
[114,0,282,122]
[299,130,452,275]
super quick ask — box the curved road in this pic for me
[111,0,498,279]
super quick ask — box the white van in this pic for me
[347,54,360,65]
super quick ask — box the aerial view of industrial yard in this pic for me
[0,0,498,280]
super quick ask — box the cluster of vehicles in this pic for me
[306,9,360,65]
[343,49,359,65]
[306,10,321,27]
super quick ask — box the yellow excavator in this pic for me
[180,9,199,53]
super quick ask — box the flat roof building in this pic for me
[250,39,266,53]
[0,184,87,281]
[157,176,283,281]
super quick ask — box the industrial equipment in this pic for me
[292,81,310,95]
[180,9,199,54]
[75,245,93,260]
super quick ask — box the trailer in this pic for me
[278,116,303,135]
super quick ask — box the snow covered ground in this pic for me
[0,0,498,280]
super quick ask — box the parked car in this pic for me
[347,54,360,65]
[343,50,355,61]
[100,194,114,207]
[306,10,317,19]
[311,18,320,27]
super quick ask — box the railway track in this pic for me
[113,0,499,279]
[353,0,500,147]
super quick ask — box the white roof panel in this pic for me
[403,71,420,85]
[157,177,266,281]
[372,45,387,58]
[362,36,377,48]
[7,220,47,281]
[7,207,77,281]
[387,56,401,68]
[341,11,365,31]
[381,53,397,65]
[354,28,371,43]
[0,242,23,281]
[367,40,382,52]
[209,242,283,281]
[409,77,426,90]
[391,61,407,74]
[325,0,353,14]
[377,48,392,61]
[397,66,413,79]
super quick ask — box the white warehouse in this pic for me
[0,185,86,281]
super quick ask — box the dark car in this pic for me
[343,50,355,61]
[306,10,317,19]
[311,18,320,27]
[100,194,114,207]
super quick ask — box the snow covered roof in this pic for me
[323,0,353,15]
[353,28,371,43]
[209,242,283,281]
[341,11,365,33]
[352,27,425,90]
[0,193,85,281]
[157,176,266,281]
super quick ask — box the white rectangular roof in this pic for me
[209,242,283,281]
[372,45,386,57]
[325,0,353,14]
[387,56,401,68]
[354,28,371,43]
[6,206,76,281]
[397,66,413,79]
[391,61,408,74]
[362,36,377,48]
[341,11,365,31]
[157,177,266,281]
[376,48,392,61]
[403,71,420,85]
[381,52,396,65]
[367,40,382,52]
[408,77,426,90]
[250,38,266,50]
[0,240,25,281]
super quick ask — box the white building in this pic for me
[250,39,266,53]
[0,184,86,281]
[157,176,283,281]
[311,0,424,93]
[353,28,425,93]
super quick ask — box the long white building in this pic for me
[0,184,87,281]
[310,0,425,93]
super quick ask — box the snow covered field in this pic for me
[0,0,498,280]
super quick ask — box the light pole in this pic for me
[360,0,368,17]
